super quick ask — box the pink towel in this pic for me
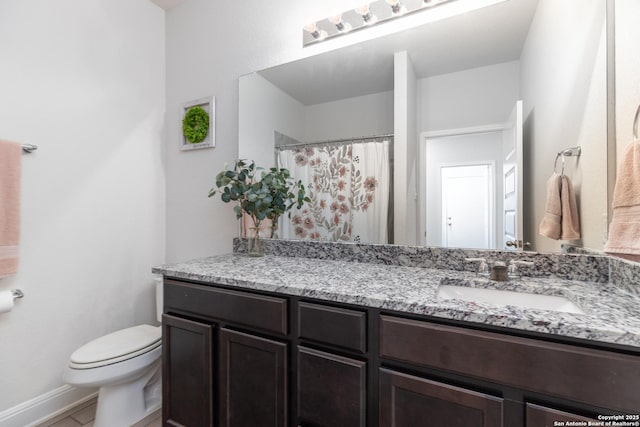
[538,173,581,241]
[0,139,22,278]
[560,175,580,240]
[539,173,562,239]
[605,141,640,261]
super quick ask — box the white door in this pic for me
[441,164,492,249]
[502,100,524,250]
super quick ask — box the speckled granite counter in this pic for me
[153,253,640,349]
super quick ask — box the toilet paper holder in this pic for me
[11,289,24,299]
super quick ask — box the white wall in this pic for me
[239,73,305,167]
[303,91,394,143]
[417,61,520,132]
[521,0,607,252]
[0,0,165,422]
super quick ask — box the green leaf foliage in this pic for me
[208,159,309,228]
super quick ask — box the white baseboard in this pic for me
[0,385,97,427]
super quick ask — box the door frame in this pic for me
[439,161,495,249]
[418,123,506,247]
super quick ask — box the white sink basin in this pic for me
[437,283,585,314]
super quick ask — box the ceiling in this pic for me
[149,0,188,11]
[259,0,538,106]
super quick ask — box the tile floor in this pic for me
[34,398,161,427]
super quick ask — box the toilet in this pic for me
[63,279,163,427]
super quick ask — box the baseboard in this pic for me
[0,385,97,427]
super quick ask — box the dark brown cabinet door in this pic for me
[298,346,367,427]
[163,314,214,427]
[526,403,598,426]
[379,369,503,427]
[219,328,287,427]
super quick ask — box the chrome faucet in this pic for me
[465,258,534,281]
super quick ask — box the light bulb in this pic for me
[328,14,352,33]
[385,0,407,15]
[354,4,370,15]
[303,22,328,41]
[303,21,317,33]
[354,4,378,25]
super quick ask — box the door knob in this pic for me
[505,240,517,247]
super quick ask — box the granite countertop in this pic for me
[153,253,640,349]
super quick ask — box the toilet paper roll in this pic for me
[0,290,15,314]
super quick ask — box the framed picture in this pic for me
[181,96,215,151]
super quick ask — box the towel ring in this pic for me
[554,153,566,175]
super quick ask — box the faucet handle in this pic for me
[465,258,489,275]
[508,260,535,277]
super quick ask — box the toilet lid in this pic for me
[70,325,161,368]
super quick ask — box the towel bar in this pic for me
[22,144,38,153]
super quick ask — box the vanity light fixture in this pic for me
[302,0,508,46]
[303,21,328,41]
[303,0,463,46]
[354,4,378,25]
[328,14,352,33]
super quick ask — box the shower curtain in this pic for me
[277,138,390,244]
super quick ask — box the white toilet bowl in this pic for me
[63,280,163,427]
[63,325,162,427]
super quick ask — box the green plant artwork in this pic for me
[182,106,210,143]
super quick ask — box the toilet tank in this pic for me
[154,277,163,323]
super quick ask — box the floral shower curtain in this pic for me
[277,138,390,244]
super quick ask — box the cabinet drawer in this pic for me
[165,279,287,335]
[525,403,597,425]
[380,315,640,412]
[298,302,367,353]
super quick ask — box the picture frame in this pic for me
[180,96,215,151]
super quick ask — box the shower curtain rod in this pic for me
[275,134,394,150]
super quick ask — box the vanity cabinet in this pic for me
[380,315,640,427]
[163,277,640,427]
[163,279,289,427]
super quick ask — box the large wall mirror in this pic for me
[239,0,616,254]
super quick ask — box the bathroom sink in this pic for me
[437,282,585,314]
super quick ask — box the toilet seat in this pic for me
[69,325,161,369]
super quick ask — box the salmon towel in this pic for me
[0,140,22,278]
[539,173,581,241]
[539,173,562,239]
[605,141,640,261]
